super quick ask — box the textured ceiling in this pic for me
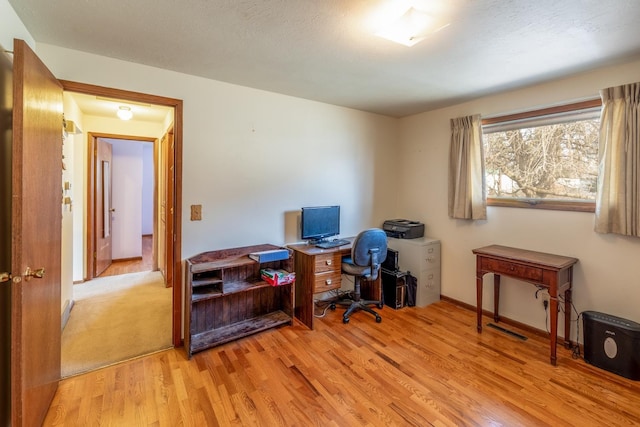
[9,0,640,117]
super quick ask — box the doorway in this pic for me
[88,135,159,279]
[94,137,155,278]
[60,80,183,349]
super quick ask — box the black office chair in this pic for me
[332,228,387,324]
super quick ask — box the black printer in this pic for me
[382,219,424,239]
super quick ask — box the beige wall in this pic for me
[398,58,640,337]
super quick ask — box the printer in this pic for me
[382,219,425,239]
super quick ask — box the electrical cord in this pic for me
[535,287,551,333]
[313,288,353,318]
[557,294,583,359]
[536,289,583,359]
[543,299,549,334]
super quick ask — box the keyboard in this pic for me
[315,239,350,249]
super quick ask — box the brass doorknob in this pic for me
[24,267,45,280]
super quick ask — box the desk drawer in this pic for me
[314,271,341,293]
[314,252,341,273]
[482,258,543,282]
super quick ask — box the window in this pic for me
[482,99,601,212]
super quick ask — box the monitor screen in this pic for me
[301,205,340,242]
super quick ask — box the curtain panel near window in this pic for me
[448,115,487,220]
[594,82,640,237]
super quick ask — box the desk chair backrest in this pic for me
[351,228,388,281]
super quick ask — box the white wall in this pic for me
[398,58,640,339]
[34,44,400,260]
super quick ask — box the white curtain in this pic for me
[448,115,486,220]
[594,83,640,237]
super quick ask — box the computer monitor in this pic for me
[300,205,340,243]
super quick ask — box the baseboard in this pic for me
[113,256,143,262]
[61,299,75,330]
[440,294,551,340]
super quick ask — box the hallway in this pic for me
[98,235,153,277]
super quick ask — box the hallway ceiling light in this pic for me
[375,6,449,47]
[117,106,133,120]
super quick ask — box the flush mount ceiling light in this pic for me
[375,6,449,47]
[117,106,133,120]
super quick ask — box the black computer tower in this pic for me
[582,311,640,380]
[382,269,406,310]
[382,248,398,272]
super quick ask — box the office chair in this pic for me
[331,228,387,324]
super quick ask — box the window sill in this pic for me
[487,198,595,213]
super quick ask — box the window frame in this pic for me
[481,99,602,213]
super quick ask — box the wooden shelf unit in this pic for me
[184,244,294,357]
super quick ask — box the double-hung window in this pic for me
[482,99,601,212]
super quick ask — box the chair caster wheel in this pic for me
[377,302,383,309]
[343,316,350,324]
[375,316,382,323]
[330,303,336,310]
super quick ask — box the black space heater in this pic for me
[582,311,640,380]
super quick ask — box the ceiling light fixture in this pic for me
[375,6,449,47]
[117,106,133,120]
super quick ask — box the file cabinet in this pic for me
[388,237,441,307]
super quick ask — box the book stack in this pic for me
[260,268,295,286]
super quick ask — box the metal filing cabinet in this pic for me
[388,237,441,307]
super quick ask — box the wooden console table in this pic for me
[472,245,578,366]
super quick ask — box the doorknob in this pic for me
[24,267,45,280]
[109,208,115,212]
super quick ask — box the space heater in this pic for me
[582,311,640,380]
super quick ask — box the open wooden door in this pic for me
[95,138,114,276]
[11,39,63,426]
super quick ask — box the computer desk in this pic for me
[288,237,381,330]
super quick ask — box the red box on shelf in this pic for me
[260,268,295,286]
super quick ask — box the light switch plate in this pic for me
[191,204,202,221]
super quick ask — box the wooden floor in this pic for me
[98,235,153,277]
[44,300,640,426]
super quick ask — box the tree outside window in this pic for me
[482,100,601,212]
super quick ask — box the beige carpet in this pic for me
[61,270,173,377]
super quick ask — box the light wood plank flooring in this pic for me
[44,300,640,426]
[98,235,153,277]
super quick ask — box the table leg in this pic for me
[493,274,501,323]
[476,272,483,332]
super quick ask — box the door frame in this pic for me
[60,80,184,347]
